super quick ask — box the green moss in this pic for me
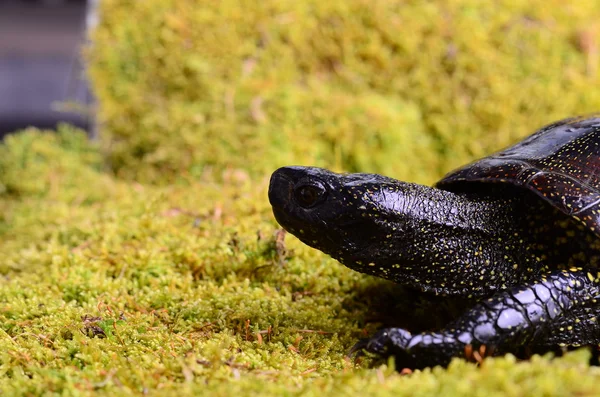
[4,0,600,394]
[0,125,104,199]
[2,129,600,396]
[90,0,600,183]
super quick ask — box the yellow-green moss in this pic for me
[4,0,600,395]
[90,0,600,183]
[0,125,104,199]
[3,129,600,395]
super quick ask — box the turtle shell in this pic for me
[437,115,600,235]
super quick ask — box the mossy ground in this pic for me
[3,0,600,395]
[3,129,600,396]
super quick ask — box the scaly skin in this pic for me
[351,269,600,369]
[268,165,600,368]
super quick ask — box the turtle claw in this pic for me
[349,328,459,370]
[348,328,406,358]
[348,332,388,358]
[348,337,371,358]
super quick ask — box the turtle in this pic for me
[267,115,600,369]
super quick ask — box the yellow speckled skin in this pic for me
[269,115,600,369]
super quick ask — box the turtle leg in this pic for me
[530,304,600,350]
[523,305,600,365]
[352,269,600,369]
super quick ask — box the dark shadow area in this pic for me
[344,278,475,334]
[0,0,92,138]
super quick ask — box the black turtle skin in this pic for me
[268,115,600,369]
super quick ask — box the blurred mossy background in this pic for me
[2,0,600,395]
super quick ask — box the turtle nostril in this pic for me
[268,171,294,208]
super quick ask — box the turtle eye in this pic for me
[294,183,326,208]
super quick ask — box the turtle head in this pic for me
[268,166,409,266]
